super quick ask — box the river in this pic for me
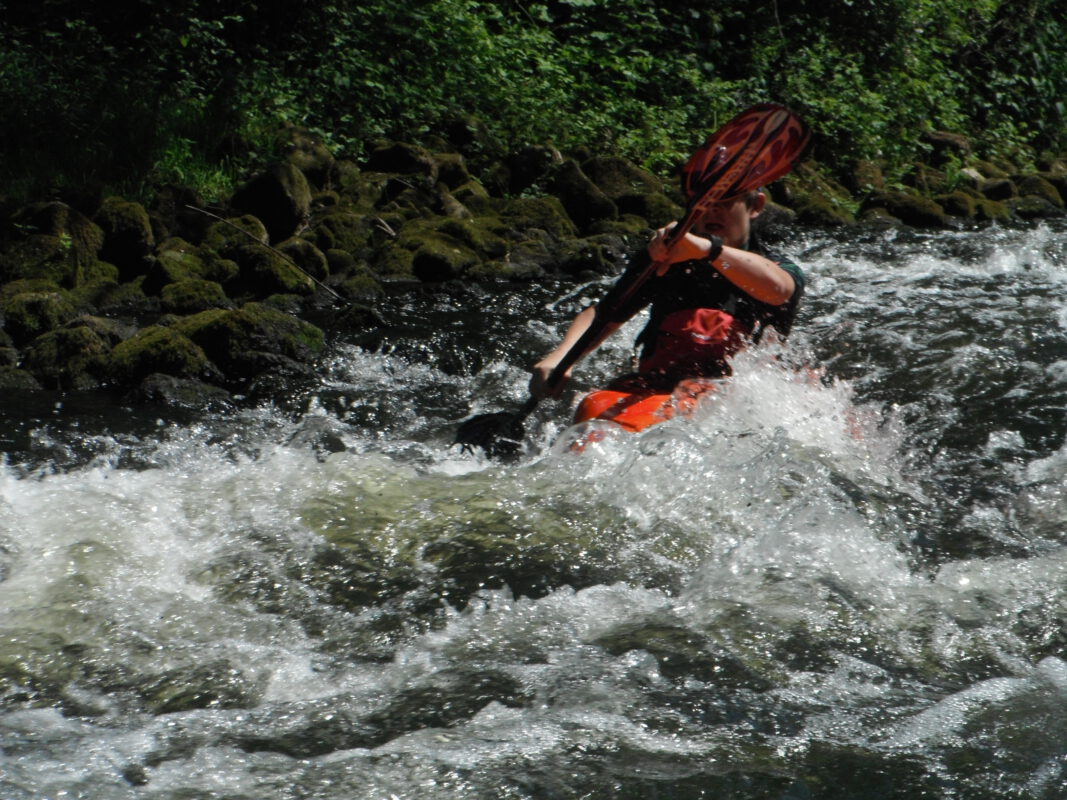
[3,220,1067,799]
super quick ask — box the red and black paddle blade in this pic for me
[681,103,811,205]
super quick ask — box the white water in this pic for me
[4,223,1067,798]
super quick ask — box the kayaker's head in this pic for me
[693,189,766,249]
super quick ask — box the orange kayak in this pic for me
[573,378,721,433]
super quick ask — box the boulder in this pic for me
[160,279,233,314]
[1,287,79,345]
[173,303,324,382]
[110,325,215,385]
[93,197,156,280]
[861,191,949,228]
[22,325,111,390]
[230,163,312,243]
[548,159,617,232]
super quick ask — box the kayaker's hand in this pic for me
[648,225,723,275]
[529,358,570,399]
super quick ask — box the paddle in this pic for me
[456,103,811,459]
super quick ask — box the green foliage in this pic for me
[1,0,1066,203]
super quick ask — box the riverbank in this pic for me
[2,123,1065,410]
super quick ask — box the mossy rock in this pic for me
[22,325,111,390]
[782,163,856,226]
[339,271,385,301]
[64,314,136,346]
[334,163,390,211]
[937,190,979,218]
[548,159,617,232]
[232,245,315,297]
[276,237,329,281]
[861,191,949,228]
[500,196,578,240]
[434,217,509,259]
[555,238,615,276]
[980,178,1016,201]
[1,288,79,345]
[110,325,214,385]
[905,164,954,195]
[325,248,357,276]
[849,160,886,194]
[385,217,490,281]
[201,216,270,259]
[411,238,480,282]
[144,247,203,295]
[174,303,324,381]
[161,279,232,314]
[2,202,104,287]
[125,373,233,411]
[375,244,416,279]
[230,163,312,243]
[309,210,376,256]
[616,191,682,228]
[282,124,337,189]
[1016,175,1064,207]
[93,197,156,280]
[971,159,1011,180]
[1012,195,1066,219]
[150,241,239,294]
[582,155,663,197]
[431,151,472,190]
[0,366,41,391]
[93,278,156,316]
[364,141,439,180]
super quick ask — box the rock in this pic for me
[500,196,578,240]
[364,141,438,181]
[22,325,111,390]
[173,303,324,382]
[110,325,215,385]
[1012,195,1066,219]
[937,190,978,218]
[431,152,472,190]
[1016,175,1064,207]
[309,210,376,256]
[230,163,312,243]
[548,159,617,232]
[921,131,972,167]
[861,191,949,227]
[276,237,329,281]
[160,279,233,314]
[0,202,105,287]
[93,197,156,280]
[1,287,79,345]
[505,145,563,195]
[229,244,314,297]
[849,159,886,194]
[980,178,1016,201]
[0,366,41,390]
[125,373,233,411]
[281,124,336,189]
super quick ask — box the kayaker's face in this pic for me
[693,192,765,249]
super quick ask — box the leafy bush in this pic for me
[1,0,1065,204]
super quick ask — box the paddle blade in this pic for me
[681,103,811,204]
[455,411,527,460]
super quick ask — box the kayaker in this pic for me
[528,189,804,432]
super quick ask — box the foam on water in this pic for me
[6,223,1067,797]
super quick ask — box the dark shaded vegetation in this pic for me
[2,0,1065,204]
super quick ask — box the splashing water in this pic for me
[5,222,1067,798]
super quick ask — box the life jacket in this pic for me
[635,302,751,380]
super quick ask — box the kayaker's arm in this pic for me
[648,224,796,306]
[530,305,623,399]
